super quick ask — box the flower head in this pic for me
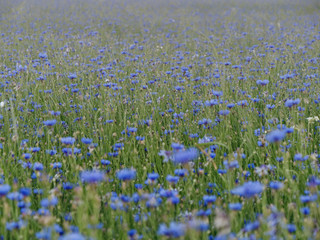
[172,148,199,164]
[61,137,76,145]
[116,168,136,181]
[231,181,264,198]
[266,130,286,143]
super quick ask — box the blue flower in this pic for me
[266,130,286,143]
[147,173,159,181]
[166,175,179,184]
[80,170,105,184]
[188,220,209,231]
[33,162,44,171]
[269,181,284,190]
[229,203,242,211]
[203,195,217,205]
[158,222,186,238]
[256,79,269,86]
[61,232,85,240]
[0,184,11,197]
[287,224,296,233]
[81,138,93,145]
[61,137,76,145]
[231,181,264,198]
[300,207,310,215]
[172,148,199,164]
[218,110,230,116]
[116,168,136,181]
[244,221,260,232]
[285,98,300,108]
[43,119,57,126]
[23,153,32,160]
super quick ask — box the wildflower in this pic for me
[61,232,85,240]
[244,221,260,232]
[80,170,105,184]
[287,224,296,233]
[231,181,264,198]
[158,222,186,238]
[203,195,217,205]
[284,98,300,108]
[269,181,284,190]
[306,116,319,123]
[147,173,159,181]
[116,168,136,181]
[23,153,32,160]
[300,207,310,215]
[188,219,209,231]
[0,184,11,197]
[265,130,286,143]
[166,175,179,184]
[256,79,269,86]
[81,138,93,145]
[229,203,242,211]
[218,110,230,116]
[172,148,199,164]
[33,162,44,171]
[43,119,57,126]
[61,137,76,145]
[174,169,188,177]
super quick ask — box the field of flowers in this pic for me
[0,0,320,239]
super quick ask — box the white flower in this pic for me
[306,116,319,123]
[0,101,4,108]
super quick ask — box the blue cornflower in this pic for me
[269,181,284,190]
[172,148,199,164]
[23,153,32,160]
[166,175,179,184]
[256,79,269,86]
[116,168,136,181]
[61,137,76,145]
[0,184,11,197]
[244,221,260,232]
[61,232,85,240]
[33,162,44,171]
[80,170,105,184]
[171,143,184,150]
[46,149,57,155]
[68,74,77,80]
[158,222,186,238]
[203,195,217,205]
[285,98,300,108]
[265,130,286,143]
[43,119,57,126]
[188,220,209,232]
[229,203,242,211]
[147,173,159,181]
[81,138,93,145]
[300,207,310,215]
[174,169,188,177]
[128,229,137,238]
[231,181,264,198]
[218,110,230,116]
[287,224,296,233]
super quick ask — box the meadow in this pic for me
[0,0,320,239]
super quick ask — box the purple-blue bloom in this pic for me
[116,168,136,181]
[0,184,11,197]
[61,137,76,145]
[80,170,105,184]
[231,181,264,198]
[172,148,199,164]
[266,130,286,143]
